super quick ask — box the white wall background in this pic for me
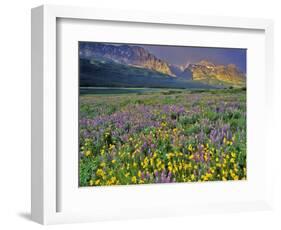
[0,0,280,229]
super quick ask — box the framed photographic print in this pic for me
[31,5,274,225]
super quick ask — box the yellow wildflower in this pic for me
[166,152,174,160]
[131,176,137,184]
[204,154,208,161]
[216,163,221,168]
[96,169,105,177]
[109,144,115,150]
[85,150,91,157]
[109,177,116,184]
[89,179,94,186]
[125,172,130,178]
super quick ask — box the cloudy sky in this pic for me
[139,44,247,73]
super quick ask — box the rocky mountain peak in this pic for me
[187,60,245,87]
[79,42,174,76]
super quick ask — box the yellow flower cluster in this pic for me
[81,123,246,186]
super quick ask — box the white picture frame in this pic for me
[31,4,274,225]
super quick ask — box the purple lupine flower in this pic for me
[166,171,172,183]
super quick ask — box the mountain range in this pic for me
[79,42,246,88]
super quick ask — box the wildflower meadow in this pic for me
[79,88,246,186]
